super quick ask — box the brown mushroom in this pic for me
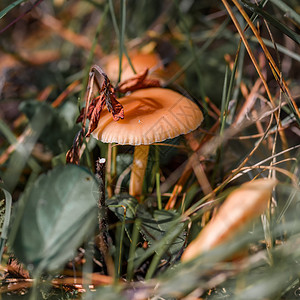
[92,87,203,197]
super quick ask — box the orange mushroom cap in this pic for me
[92,88,203,145]
[105,52,182,84]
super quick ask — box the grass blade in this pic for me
[2,105,52,192]
[118,0,126,83]
[0,187,12,261]
[126,218,141,281]
[240,0,300,44]
[249,35,300,62]
[220,66,229,135]
[269,0,300,26]
[232,0,300,124]
[80,3,109,103]
[0,119,17,145]
[0,0,27,19]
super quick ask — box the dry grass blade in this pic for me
[183,106,275,218]
[234,78,262,125]
[221,0,290,157]
[221,0,275,109]
[238,164,298,185]
[232,0,300,121]
[52,80,81,108]
[191,156,213,196]
[165,167,192,210]
[230,146,300,183]
[52,273,114,286]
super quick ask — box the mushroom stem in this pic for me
[129,145,150,197]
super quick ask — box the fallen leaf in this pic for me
[181,178,278,262]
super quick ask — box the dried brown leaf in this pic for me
[77,73,124,137]
[86,95,106,137]
[66,130,84,164]
[103,80,124,121]
[68,65,125,163]
[117,69,161,93]
[6,258,30,279]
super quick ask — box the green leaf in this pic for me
[138,209,185,262]
[9,165,98,273]
[107,194,138,239]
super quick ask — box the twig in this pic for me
[95,158,114,277]
[96,158,108,239]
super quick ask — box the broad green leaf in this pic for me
[138,208,185,261]
[107,194,138,238]
[9,165,98,273]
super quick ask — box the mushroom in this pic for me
[105,51,182,84]
[92,87,203,197]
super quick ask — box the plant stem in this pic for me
[156,173,162,210]
[129,145,150,198]
[127,218,141,281]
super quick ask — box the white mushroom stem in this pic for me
[129,145,150,197]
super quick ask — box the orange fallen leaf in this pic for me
[181,178,277,262]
